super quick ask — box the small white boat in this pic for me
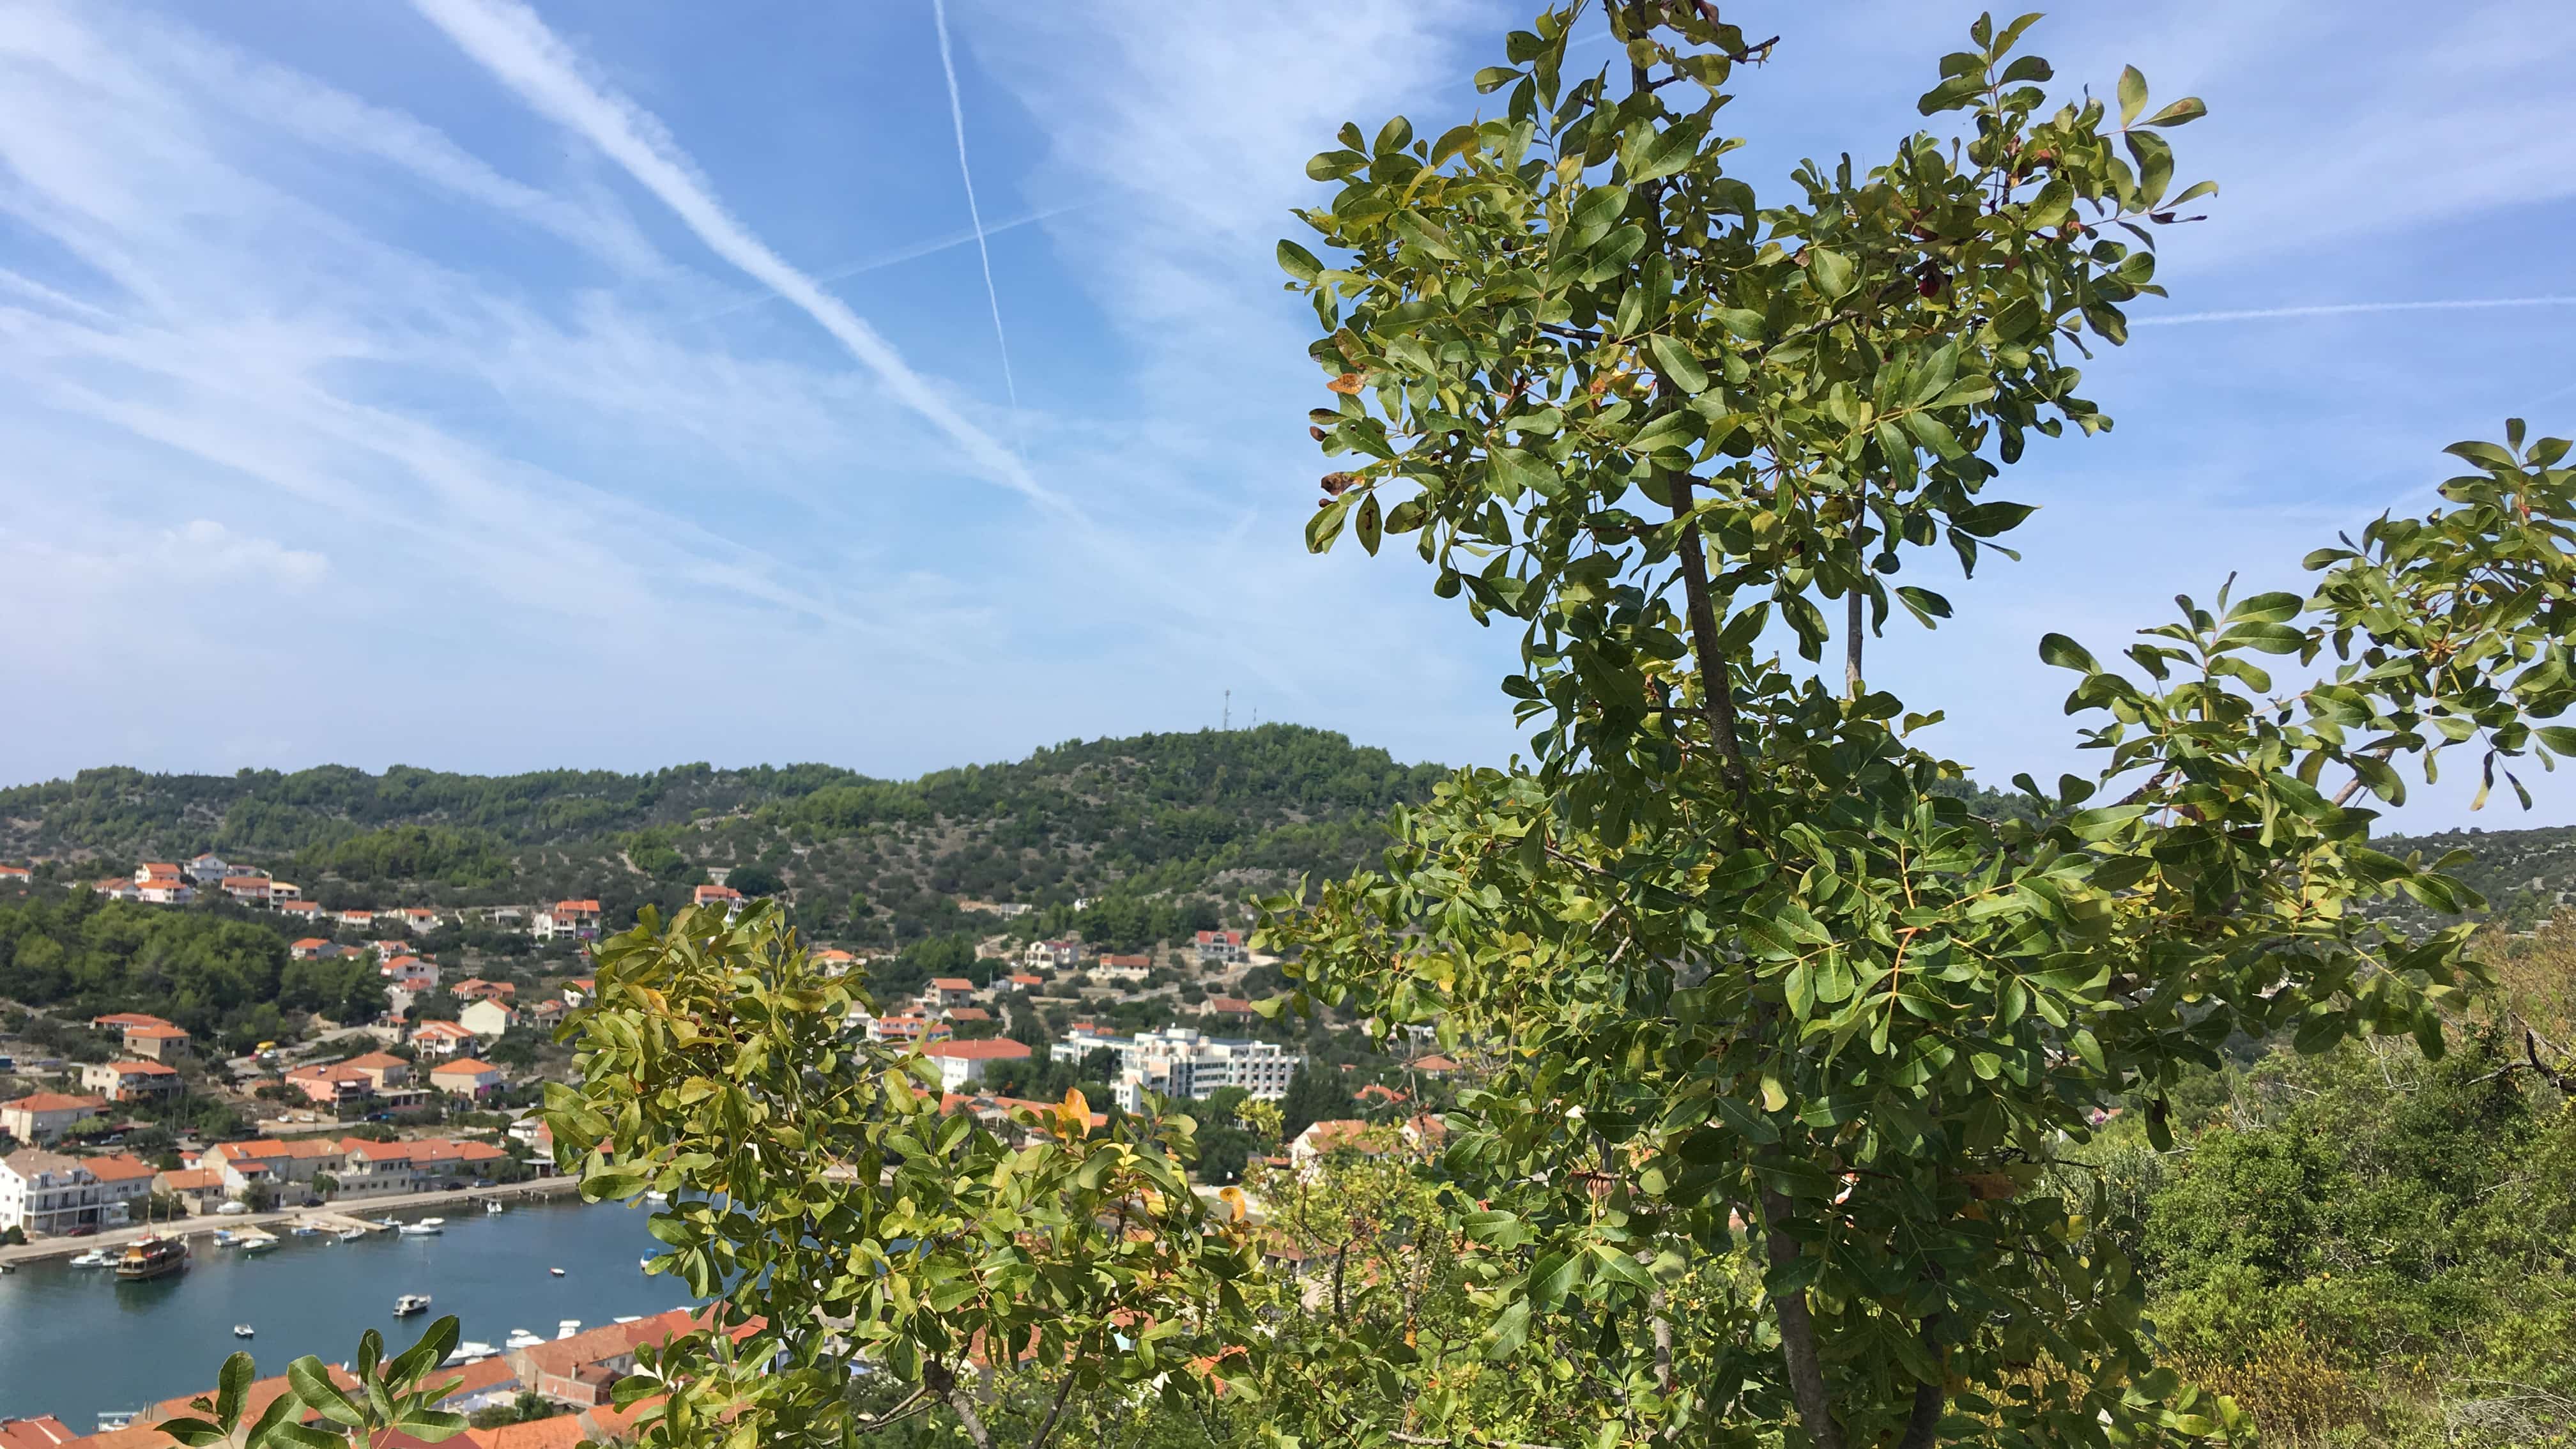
[645,1190,669,1203]
[394,1294,433,1316]
[289,1224,322,1238]
[233,1325,254,1338]
[484,1200,503,1215]
[503,1329,544,1349]
[70,1250,118,1268]
[335,1227,366,1243]
[638,1254,656,1271]
[396,1218,443,1237]
[555,1320,581,1339]
[548,1267,565,1277]
[442,1342,495,1366]
[611,1316,641,1324]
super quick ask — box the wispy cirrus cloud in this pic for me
[410,0,1079,524]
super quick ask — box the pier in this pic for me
[0,1176,581,1268]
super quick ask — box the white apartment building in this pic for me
[0,1149,148,1236]
[1061,1025,1301,1112]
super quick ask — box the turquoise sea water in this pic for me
[0,1200,692,1427]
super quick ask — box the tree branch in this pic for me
[1760,1186,1850,1449]
[1845,587,1865,699]
[1024,1368,1085,1449]
[922,1360,992,1449]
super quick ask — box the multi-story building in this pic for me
[1194,930,1250,964]
[80,1060,181,1103]
[185,854,235,884]
[0,1149,111,1236]
[381,955,441,991]
[533,900,602,942]
[924,977,979,1009]
[1023,939,1087,972]
[331,1136,509,1198]
[429,1058,505,1099]
[691,884,746,914]
[120,1023,192,1061]
[0,1092,109,1145]
[1095,953,1153,983]
[410,1020,480,1059]
[1060,1025,1302,1112]
[458,999,519,1040]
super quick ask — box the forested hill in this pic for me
[0,726,1451,944]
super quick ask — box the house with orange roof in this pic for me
[381,955,440,991]
[289,937,333,959]
[864,1014,953,1047]
[89,1012,173,1032]
[810,948,857,975]
[526,997,568,1028]
[1006,972,1044,990]
[339,1051,414,1091]
[134,863,181,885]
[1411,1054,1460,1076]
[943,1006,992,1024]
[118,1022,192,1061]
[0,1414,76,1449]
[506,1308,746,1408]
[275,899,321,919]
[1201,995,1256,1018]
[925,976,979,1008]
[691,883,746,912]
[282,1061,377,1105]
[922,1037,1032,1091]
[204,1137,344,1192]
[410,1020,479,1059]
[533,900,602,942]
[560,977,595,1006]
[395,906,443,933]
[0,865,31,886]
[220,876,277,904]
[0,1092,109,1144]
[451,977,516,1002]
[342,1135,508,1195]
[80,1060,181,1103]
[153,1166,229,1213]
[135,877,193,905]
[429,1058,505,1099]
[334,908,375,930]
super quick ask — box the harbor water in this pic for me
[0,1200,695,1427]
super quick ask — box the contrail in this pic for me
[930,0,1019,424]
[408,0,1080,524]
[2136,297,2576,327]
[691,199,1087,325]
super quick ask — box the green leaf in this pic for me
[1305,496,1351,555]
[1275,240,1323,284]
[1484,1298,1533,1360]
[1896,586,1952,621]
[2143,96,2208,127]
[1627,410,1699,457]
[1806,247,1856,300]
[1647,334,1709,394]
[2037,634,2097,672]
[218,1351,256,1429]
[1952,501,2037,537]
[1491,448,1563,499]
[2117,65,2148,127]
[1529,1250,1580,1309]
[1356,492,1383,556]
[288,1358,364,1427]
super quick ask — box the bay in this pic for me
[0,1200,696,1427]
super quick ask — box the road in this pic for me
[0,1176,582,1268]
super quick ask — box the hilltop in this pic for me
[0,726,1450,950]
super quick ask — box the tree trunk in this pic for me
[1845,588,1864,698]
[1760,1187,1848,1449]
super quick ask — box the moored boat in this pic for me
[114,1237,188,1281]
[233,1325,255,1338]
[394,1293,433,1316]
[396,1218,444,1236]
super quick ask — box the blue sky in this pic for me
[1,1,2571,831]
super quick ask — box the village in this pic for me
[0,853,1469,1249]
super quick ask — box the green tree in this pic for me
[1254,5,2576,1448]
[1276,1066,1354,1142]
[726,862,785,898]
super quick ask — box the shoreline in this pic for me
[0,1176,583,1268]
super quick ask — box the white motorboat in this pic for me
[233,1325,254,1338]
[336,1227,367,1243]
[555,1319,581,1338]
[69,1250,118,1268]
[393,1294,433,1316]
[548,1267,564,1277]
[484,1200,503,1215]
[396,1218,443,1236]
[503,1329,544,1349]
[442,1342,495,1366]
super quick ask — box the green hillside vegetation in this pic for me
[0,726,1450,949]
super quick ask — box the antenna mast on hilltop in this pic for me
[1223,689,1231,731]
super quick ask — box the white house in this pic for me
[1,1149,151,1235]
[0,1092,108,1144]
[458,999,519,1040]
[533,900,602,942]
[135,879,194,905]
[185,853,235,883]
[379,955,441,992]
[921,1038,1032,1091]
[1194,930,1250,964]
[221,877,278,904]
[410,1020,480,1059]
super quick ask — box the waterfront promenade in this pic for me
[0,1175,581,1268]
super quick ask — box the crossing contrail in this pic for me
[930,0,1020,425]
[2137,297,2576,326]
[409,0,1080,523]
